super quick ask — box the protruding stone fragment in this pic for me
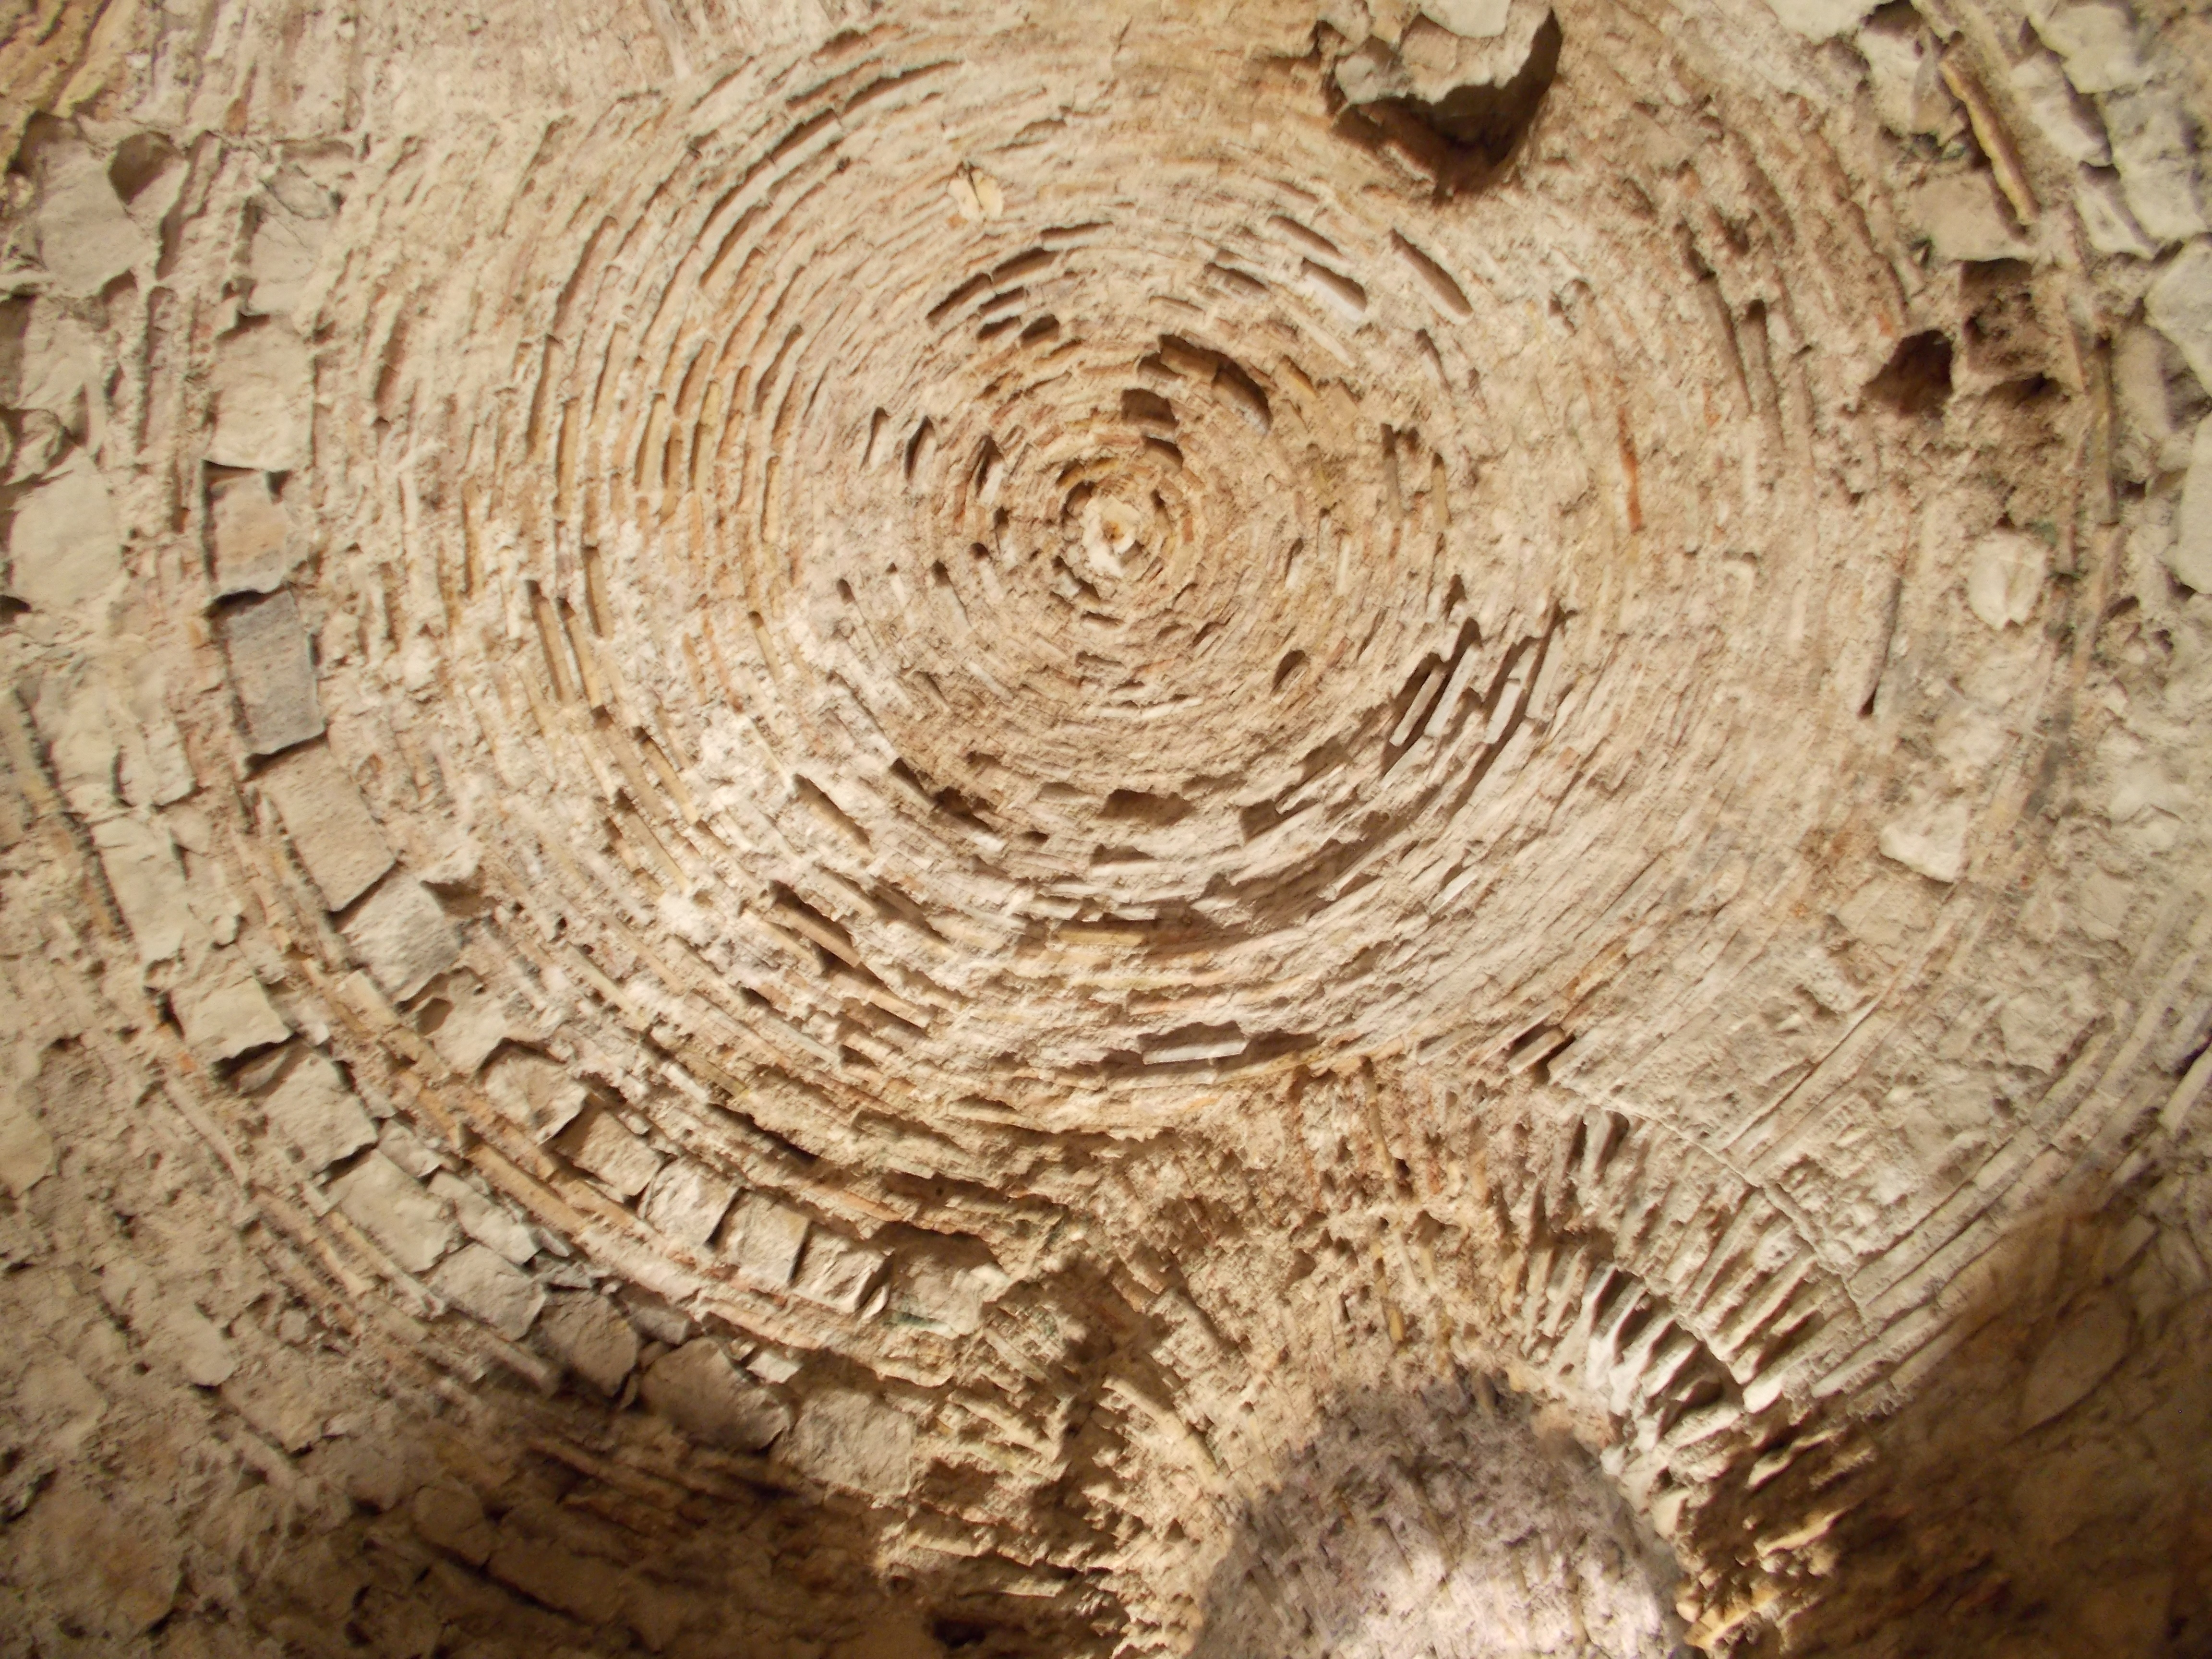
[2009,50,2108,164]
[2035,0,2147,95]
[487,1533,627,1625]
[1878,799,1970,884]
[33,137,145,297]
[340,876,459,1003]
[16,1482,180,1637]
[219,589,324,756]
[2149,240,2212,392]
[117,657,194,808]
[246,205,326,318]
[747,1346,803,1384]
[538,1293,640,1395]
[728,1193,810,1288]
[208,322,313,473]
[1913,174,2030,263]
[0,1084,57,1196]
[261,1052,375,1170]
[411,1481,494,1565]
[1999,983,2092,1072]
[1422,0,1508,35]
[1330,0,1557,163]
[554,1105,662,1200]
[423,971,515,1073]
[1964,530,2045,629]
[2020,1297,2131,1429]
[315,1437,411,1513]
[8,462,122,611]
[2103,88,2206,246]
[640,1159,737,1247]
[2077,167,2161,257]
[896,1258,1010,1337]
[641,1338,791,1451]
[424,1173,532,1265]
[91,815,196,964]
[1767,0,1873,41]
[1858,12,1955,138]
[2,299,98,430]
[207,471,302,597]
[784,1389,917,1499]
[378,1118,445,1179]
[258,742,392,911]
[483,1049,586,1142]
[172,960,290,1061]
[154,1301,238,1388]
[430,1242,544,1340]
[2170,420,2212,591]
[792,1230,888,1315]
[330,1151,457,1275]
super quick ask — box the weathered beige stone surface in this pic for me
[3,0,2212,1653]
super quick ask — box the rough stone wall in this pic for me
[2,0,2212,1654]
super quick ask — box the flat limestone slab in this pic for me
[258,742,393,911]
[219,589,324,756]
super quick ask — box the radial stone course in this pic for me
[3,0,2212,1654]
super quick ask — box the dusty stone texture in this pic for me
[3,0,2212,1655]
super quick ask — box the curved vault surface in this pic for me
[3,0,2212,1653]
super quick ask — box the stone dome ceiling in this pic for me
[2,0,2212,1654]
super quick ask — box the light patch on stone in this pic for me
[1878,799,1971,884]
[430,1171,538,1264]
[792,1229,889,1314]
[340,876,460,1003]
[208,322,314,473]
[2146,240,2212,392]
[538,1293,639,1395]
[785,1389,917,1498]
[641,1338,791,1451]
[640,1158,738,1247]
[727,1192,811,1289]
[2035,0,2147,94]
[2076,166,2161,259]
[1964,530,2044,630]
[91,815,197,965]
[219,589,325,756]
[1998,983,2093,1073]
[1913,173,2030,264]
[33,138,144,298]
[258,741,394,912]
[262,1052,376,1171]
[482,1050,585,1142]
[430,1242,544,1340]
[153,1301,238,1388]
[1422,0,1509,38]
[1766,0,1874,41]
[330,1150,457,1275]
[423,971,517,1074]
[2104,87,2206,246]
[207,470,302,597]
[8,462,122,612]
[172,960,291,1061]
[554,1105,663,1200]
[2009,50,2108,164]
[0,1085,57,1196]
[2169,419,2212,592]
